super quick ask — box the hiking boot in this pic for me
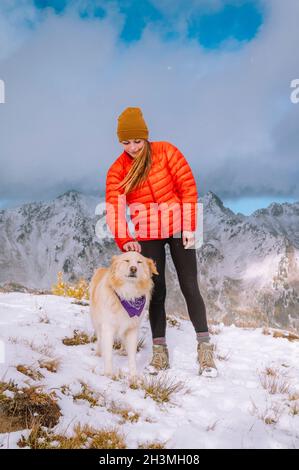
[197,342,218,378]
[145,344,170,374]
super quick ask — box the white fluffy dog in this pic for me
[89,251,158,379]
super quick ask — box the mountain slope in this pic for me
[0,190,298,328]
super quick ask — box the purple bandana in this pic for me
[115,291,146,318]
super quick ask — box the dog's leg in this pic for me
[102,325,114,376]
[95,325,102,357]
[124,328,138,379]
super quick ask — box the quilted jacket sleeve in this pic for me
[164,142,198,232]
[105,159,136,251]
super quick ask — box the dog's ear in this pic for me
[110,255,119,274]
[147,258,159,276]
[109,255,120,285]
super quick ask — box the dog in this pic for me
[89,251,158,379]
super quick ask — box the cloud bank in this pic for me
[0,0,298,207]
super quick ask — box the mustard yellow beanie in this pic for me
[117,107,149,142]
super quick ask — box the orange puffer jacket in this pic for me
[105,141,198,251]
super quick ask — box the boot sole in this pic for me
[144,365,170,375]
[199,367,218,378]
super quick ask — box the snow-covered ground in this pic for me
[0,292,298,449]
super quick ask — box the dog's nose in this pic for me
[130,266,137,273]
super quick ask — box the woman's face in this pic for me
[121,139,145,158]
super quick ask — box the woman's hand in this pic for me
[182,230,196,249]
[123,241,141,252]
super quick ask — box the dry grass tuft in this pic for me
[0,380,23,433]
[0,383,61,430]
[8,337,18,344]
[18,422,126,449]
[262,327,299,342]
[138,440,166,449]
[0,379,18,394]
[71,300,89,306]
[30,341,54,357]
[38,312,50,324]
[258,367,290,395]
[137,337,146,352]
[73,382,105,408]
[131,374,188,404]
[272,330,299,341]
[62,329,96,346]
[111,337,145,355]
[51,271,89,301]
[288,392,299,401]
[7,337,54,356]
[60,384,71,396]
[166,314,181,328]
[110,370,126,382]
[38,358,61,373]
[287,392,299,416]
[113,338,125,353]
[289,402,299,416]
[88,425,126,449]
[22,339,55,357]
[16,364,44,381]
[250,399,283,425]
[107,401,140,423]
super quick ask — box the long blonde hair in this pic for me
[117,139,152,195]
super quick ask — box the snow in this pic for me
[0,292,298,449]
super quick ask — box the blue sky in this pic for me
[0,0,298,214]
[223,196,298,216]
[33,0,263,47]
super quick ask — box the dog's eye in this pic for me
[124,259,130,262]
[137,261,142,264]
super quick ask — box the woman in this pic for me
[105,107,217,377]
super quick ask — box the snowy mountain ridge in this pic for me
[0,190,298,329]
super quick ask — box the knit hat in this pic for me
[117,107,149,142]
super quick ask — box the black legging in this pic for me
[138,232,208,338]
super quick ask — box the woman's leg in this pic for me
[138,239,167,341]
[167,233,209,337]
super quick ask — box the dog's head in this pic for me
[109,251,158,292]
